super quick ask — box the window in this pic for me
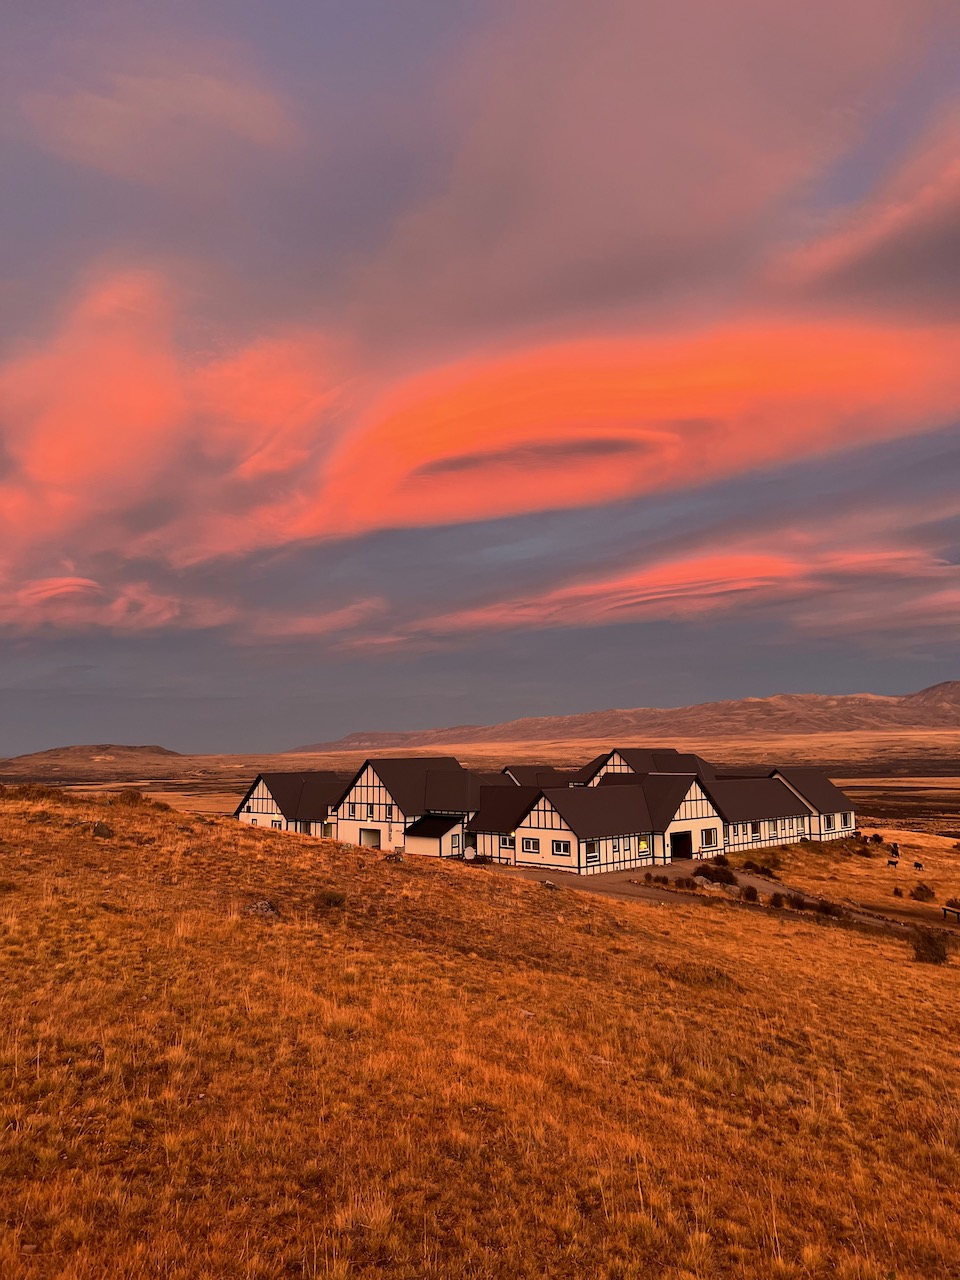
[322,823,333,838]
[348,803,356,818]
[386,804,393,820]
[767,821,777,837]
[786,818,794,831]
[367,803,375,820]
[585,841,600,864]
[552,840,571,856]
[451,834,460,850]
[825,813,836,830]
[521,837,540,853]
[250,819,257,826]
[244,804,252,813]
[637,837,648,852]
[271,819,283,829]
[500,835,516,848]
[623,836,631,852]
[612,838,620,853]
[751,821,761,839]
[842,812,853,828]
[701,828,717,848]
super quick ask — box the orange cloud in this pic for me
[308,318,960,539]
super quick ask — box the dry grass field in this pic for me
[725,828,960,929]
[2,786,959,1279]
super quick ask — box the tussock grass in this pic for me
[1,792,959,1278]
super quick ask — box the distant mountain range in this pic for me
[292,682,960,751]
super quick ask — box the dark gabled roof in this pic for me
[568,753,612,784]
[235,771,352,822]
[346,756,464,815]
[713,766,776,779]
[404,813,463,839]
[636,774,699,830]
[540,786,653,840]
[467,786,540,834]
[423,768,514,814]
[595,770,697,831]
[774,769,854,814]
[501,765,578,787]
[610,747,717,778]
[700,777,812,823]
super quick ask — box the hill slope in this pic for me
[0,788,958,1278]
[294,681,960,750]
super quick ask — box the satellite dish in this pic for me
[464,846,476,861]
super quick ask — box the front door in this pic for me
[359,828,381,848]
[669,830,693,860]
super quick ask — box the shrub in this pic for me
[314,888,346,910]
[741,884,758,903]
[893,887,903,898]
[769,892,785,909]
[856,846,874,858]
[696,864,737,885]
[787,893,809,911]
[911,929,949,965]
[713,853,729,867]
[643,872,653,884]
[816,900,841,917]
[111,789,146,807]
[870,833,884,844]
[909,882,936,903]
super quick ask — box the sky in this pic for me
[1,0,959,755]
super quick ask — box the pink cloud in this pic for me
[22,58,297,190]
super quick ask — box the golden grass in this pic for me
[731,830,960,927]
[1,787,959,1278]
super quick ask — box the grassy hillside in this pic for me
[1,788,958,1279]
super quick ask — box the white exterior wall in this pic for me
[587,752,630,786]
[237,780,304,833]
[662,781,722,860]
[335,764,406,849]
[724,812,810,852]
[515,797,654,875]
[404,825,464,859]
[773,775,855,841]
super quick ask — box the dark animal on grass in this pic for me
[887,860,899,868]
[914,862,924,871]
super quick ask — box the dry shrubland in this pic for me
[1,787,959,1279]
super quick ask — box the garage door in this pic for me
[359,828,382,848]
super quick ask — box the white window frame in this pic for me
[751,821,761,839]
[366,803,375,820]
[842,812,853,828]
[521,837,540,853]
[585,841,600,864]
[271,819,282,829]
[623,836,631,852]
[611,838,620,853]
[701,828,717,848]
[500,834,516,848]
[552,840,571,857]
[348,802,356,818]
[825,813,836,830]
[451,834,460,850]
[385,804,393,820]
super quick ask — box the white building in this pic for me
[234,771,350,836]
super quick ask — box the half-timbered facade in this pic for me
[774,770,856,841]
[234,772,350,836]
[334,756,467,850]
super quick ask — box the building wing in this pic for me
[700,777,812,823]
[774,769,854,814]
[541,785,653,840]
[467,786,540,834]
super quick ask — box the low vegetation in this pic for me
[1,788,959,1278]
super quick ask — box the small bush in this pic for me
[111,789,147,807]
[696,864,737,885]
[643,872,653,884]
[856,846,874,858]
[911,929,949,965]
[893,887,903,898]
[816,900,841,917]
[769,892,785,909]
[314,888,346,910]
[945,897,960,909]
[909,882,936,903]
[870,833,884,844]
[713,854,729,866]
[741,884,758,903]
[787,893,809,911]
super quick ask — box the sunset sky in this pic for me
[2,0,959,754]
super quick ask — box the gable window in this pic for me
[385,804,393,820]
[585,841,600,864]
[701,828,717,847]
[552,840,571,856]
[367,803,375,820]
[348,803,356,818]
[244,804,252,813]
[750,821,761,839]
[500,834,516,848]
[825,814,836,830]
[521,837,540,853]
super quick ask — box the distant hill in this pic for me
[292,682,960,751]
[0,744,183,781]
